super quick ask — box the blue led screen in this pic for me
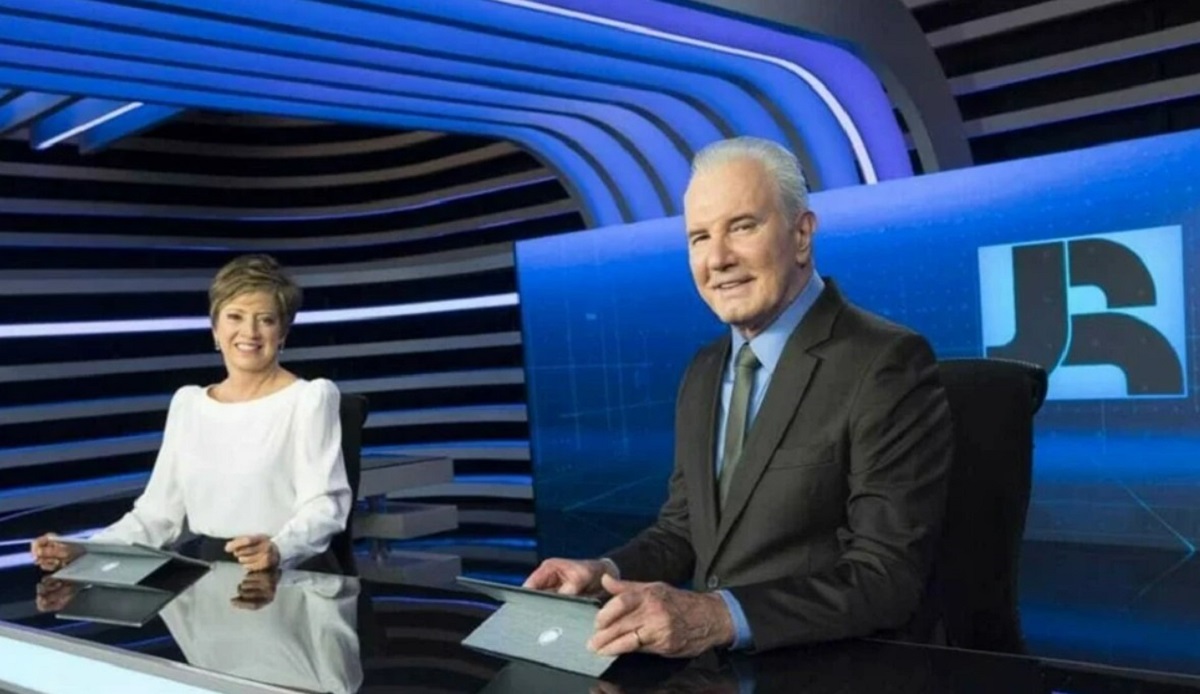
[517,129,1200,557]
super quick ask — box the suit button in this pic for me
[707,575,720,590]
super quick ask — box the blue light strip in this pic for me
[30,98,143,150]
[0,527,102,549]
[451,474,534,486]
[0,528,102,570]
[0,432,157,461]
[0,472,148,502]
[79,103,182,153]
[0,292,519,339]
[0,551,32,569]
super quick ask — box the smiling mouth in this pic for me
[714,278,751,291]
[233,343,262,353]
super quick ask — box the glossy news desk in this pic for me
[2,561,1199,693]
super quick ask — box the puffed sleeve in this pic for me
[90,387,193,548]
[271,379,352,569]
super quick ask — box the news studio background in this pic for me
[0,0,1198,681]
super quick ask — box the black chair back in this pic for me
[930,358,1046,653]
[332,393,368,576]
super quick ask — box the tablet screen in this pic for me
[58,539,163,559]
[456,576,603,606]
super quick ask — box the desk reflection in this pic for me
[481,655,744,694]
[22,562,1200,694]
[481,640,1030,694]
[160,562,363,694]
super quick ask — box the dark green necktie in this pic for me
[719,343,761,507]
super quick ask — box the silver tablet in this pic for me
[456,576,615,678]
[52,540,208,588]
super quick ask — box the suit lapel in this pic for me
[712,280,846,552]
[682,337,728,546]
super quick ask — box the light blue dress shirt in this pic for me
[716,271,825,651]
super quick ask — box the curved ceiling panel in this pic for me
[0,0,913,226]
[334,0,861,187]
[0,14,685,216]
[528,0,915,182]
[0,0,780,208]
[0,64,629,224]
[0,39,664,222]
[0,91,73,135]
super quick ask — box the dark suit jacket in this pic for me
[606,279,953,651]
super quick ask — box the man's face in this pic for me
[684,157,815,339]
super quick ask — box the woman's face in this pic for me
[212,291,286,375]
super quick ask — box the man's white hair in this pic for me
[691,137,809,221]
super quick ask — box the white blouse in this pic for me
[91,378,352,568]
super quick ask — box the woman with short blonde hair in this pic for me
[33,254,351,574]
[208,254,303,335]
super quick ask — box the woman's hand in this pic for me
[224,534,280,572]
[35,576,79,613]
[29,534,81,572]
[231,570,281,610]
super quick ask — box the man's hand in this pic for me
[29,534,81,572]
[588,574,734,658]
[225,535,280,572]
[523,558,615,596]
[232,570,281,610]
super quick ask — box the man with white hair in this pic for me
[525,137,954,656]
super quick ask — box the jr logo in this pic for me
[979,226,1187,401]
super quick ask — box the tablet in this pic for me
[456,576,602,606]
[56,539,163,559]
[456,576,615,678]
[52,539,208,588]
[53,539,209,566]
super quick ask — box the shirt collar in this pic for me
[730,270,825,376]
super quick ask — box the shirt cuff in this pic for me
[717,589,754,651]
[270,533,304,570]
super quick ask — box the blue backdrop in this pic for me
[517,129,1200,558]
